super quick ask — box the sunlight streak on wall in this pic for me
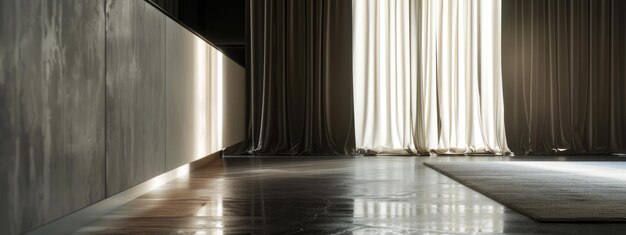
[217,53,224,149]
[195,38,208,160]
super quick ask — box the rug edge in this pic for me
[423,162,626,223]
[423,162,556,223]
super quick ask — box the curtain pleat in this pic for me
[502,0,626,154]
[353,0,510,155]
[235,0,625,156]
[242,0,355,155]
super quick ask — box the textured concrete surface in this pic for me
[104,0,166,196]
[0,0,245,234]
[221,54,246,149]
[165,18,199,171]
[0,0,106,234]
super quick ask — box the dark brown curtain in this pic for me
[502,0,626,154]
[244,0,355,155]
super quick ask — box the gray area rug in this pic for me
[424,161,626,222]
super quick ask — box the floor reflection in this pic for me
[349,157,504,234]
[76,156,626,234]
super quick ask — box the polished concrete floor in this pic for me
[76,156,626,234]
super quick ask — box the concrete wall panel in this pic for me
[0,0,106,234]
[105,0,166,196]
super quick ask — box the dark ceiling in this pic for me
[148,0,246,67]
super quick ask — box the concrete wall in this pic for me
[0,0,246,234]
[0,1,106,234]
[222,54,247,147]
[105,0,167,197]
[165,18,199,170]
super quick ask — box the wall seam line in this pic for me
[103,0,108,198]
[164,13,168,172]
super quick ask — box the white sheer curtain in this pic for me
[352,0,510,155]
